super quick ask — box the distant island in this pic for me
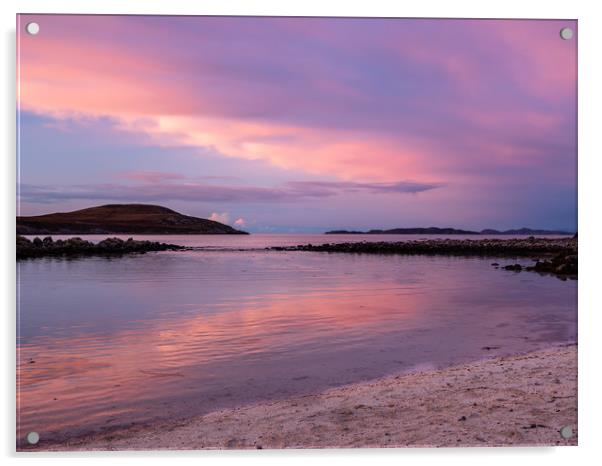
[479,228,574,235]
[16,204,248,235]
[325,227,573,235]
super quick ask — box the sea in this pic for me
[16,234,577,441]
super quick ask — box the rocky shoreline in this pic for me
[501,251,578,276]
[16,235,185,259]
[268,237,578,277]
[267,237,576,256]
[267,236,577,257]
[17,236,578,276]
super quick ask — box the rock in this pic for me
[16,235,31,247]
[503,264,522,271]
[525,253,577,276]
[266,238,577,278]
[17,235,185,259]
[270,238,576,257]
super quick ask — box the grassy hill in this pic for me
[17,204,248,235]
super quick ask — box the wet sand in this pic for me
[35,345,577,451]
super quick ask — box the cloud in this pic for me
[18,15,576,184]
[16,16,576,230]
[115,171,242,183]
[18,179,442,205]
[233,218,245,227]
[209,212,230,224]
[115,170,187,183]
[284,180,443,195]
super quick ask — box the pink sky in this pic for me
[17,15,577,232]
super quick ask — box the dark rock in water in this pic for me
[503,264,523,271]
[525,252,577,276]
[16,235,185,259]
[264,237,577,278]
[268,237,576,257]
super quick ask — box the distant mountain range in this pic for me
[325,227,574,235]
[16,204,248,235]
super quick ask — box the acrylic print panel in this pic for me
[16,15,577,451]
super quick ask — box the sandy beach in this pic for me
[35,345,577,451]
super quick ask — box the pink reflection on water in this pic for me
[18,281,426,438]
[17,252,576,442]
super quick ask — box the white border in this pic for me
[2,1,601,465]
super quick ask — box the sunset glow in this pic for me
[17,15,577,232]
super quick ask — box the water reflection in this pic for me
[17,250,576,441]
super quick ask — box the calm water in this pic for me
[17,234,577,442]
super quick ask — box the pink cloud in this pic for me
[17,15,576,188]
[209,212,230,224]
